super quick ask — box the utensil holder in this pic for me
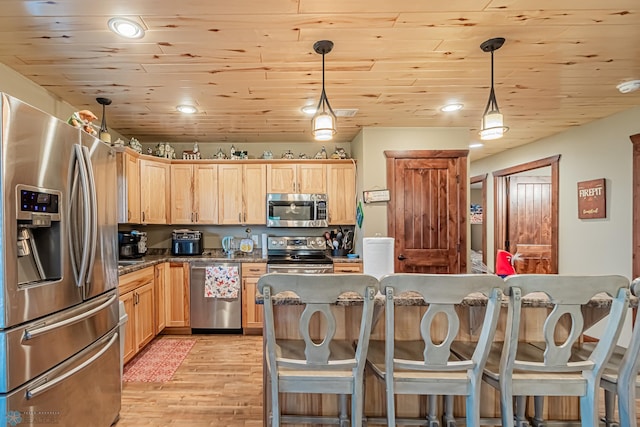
[331,249,347,257]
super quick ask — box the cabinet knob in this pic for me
[398,254,406,261]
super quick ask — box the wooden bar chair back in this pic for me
[495,275,630,427]
[258,273,379,427]
[366,273,504,427]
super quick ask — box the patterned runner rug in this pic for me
[123,337,196,382]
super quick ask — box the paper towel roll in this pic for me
[261,233,268,258]
[363,237,394,280]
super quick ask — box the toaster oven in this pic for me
[171,230,204,256]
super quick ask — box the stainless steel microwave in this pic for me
[266,193,328,227]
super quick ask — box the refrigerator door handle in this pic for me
[81,145,98,286]
[23,293,117,340]
[69,144,92,287]
[25,331,118,400]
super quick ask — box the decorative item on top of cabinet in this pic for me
[267,163,326,194]
[165,262,190,331]
[218,163,266,225]
[333,262,363,273]
[119,267,156,364]
[116,150,141,224]
[170,163,218,224]
[242,263,267,334]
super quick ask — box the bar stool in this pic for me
[258,273,378,427]
[454,274,630,427]
[366,273,504,427]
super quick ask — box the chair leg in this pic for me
[514,396,529,427]
[579,388,599,427]
[602,390,619,427]
[339,394,349,427]
[443,395,456,427]
[386,380,395,427]
[352,379,364,427]
[500,385,515,427]
[426,394,440,427]
[531,396,545,427]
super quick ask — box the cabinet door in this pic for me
[154,263,168,334]
[218,164,243,224]
[327,163,356,224]
[140,159,170,224]
[134,281,155,350]
[166,262,190,327]
[194,164,218,223]
[267,164,296,193]
[243,164,266,224]
[298,163,326,194]
[120,291,136,364]
[170,164,194,224]
[242,276,263,330]
[117,152,141,224]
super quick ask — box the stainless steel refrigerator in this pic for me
[0,93,121,426]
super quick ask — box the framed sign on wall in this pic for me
[577,178,606,219]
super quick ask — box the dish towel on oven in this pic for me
[204,266,240,298]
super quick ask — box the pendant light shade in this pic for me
[479,37,509,141]
[96,97,112,143]
[312,40,336,141]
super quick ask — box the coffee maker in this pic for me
[118,231,147,259]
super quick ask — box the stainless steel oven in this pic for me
[266,193,328,228]
[267,236,333,274]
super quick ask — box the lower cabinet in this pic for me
[242,262,266,333]
[119,267,156,364]
[166,262,190,328]
[155,262,168,334]
[333,262,363,273]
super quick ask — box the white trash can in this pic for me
[118,300,128,385]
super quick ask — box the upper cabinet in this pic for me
[267,163,326,194]
[170,163,218,224]
[140,158,170,224]
[327,163,356,225]
[218,163,266,225]
[116,151,141,224]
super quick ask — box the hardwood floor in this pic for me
[115,334,639,427]
[116,334,263,427]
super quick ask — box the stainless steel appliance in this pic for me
[118,230,147,259]
[267,236,334,274]
[190,261,242,331]
[0,94,120,426]
[266,193,328,227]
[172,229,204,256]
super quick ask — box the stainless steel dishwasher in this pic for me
[190,261,242,332]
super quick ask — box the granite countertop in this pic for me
[259,290,637,308]
[117,250,267,275]
[329,255,362,263]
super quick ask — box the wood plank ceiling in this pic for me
[0,0,638,159]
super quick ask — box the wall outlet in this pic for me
[252,234,259,247]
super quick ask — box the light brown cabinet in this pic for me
[119,267,156,364]
[242,262,266,333]
[116,151,141,224]
[140,158,170,224]
[166,262,190,328]
[327,163,356,224]
[154,262,168,334]
[218,163,266,224]
[267,163,326,194]
[170,163,218,224]
[333,262,363,273]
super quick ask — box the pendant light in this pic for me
[96,97,112,143]
[479,37,509,141]
[311,40,337,141]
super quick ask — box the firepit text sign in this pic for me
[577,178,606,219]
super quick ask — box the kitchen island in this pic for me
[261,290,629,425]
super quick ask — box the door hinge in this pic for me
[457,243,461,253]
[505,240,510,250]
[456,175,460,184]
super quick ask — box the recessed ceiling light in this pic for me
[301,105,316,115]
[616,80,640,94]
[176,105,198,114]
[440,103,464,112]
[108,18,145,39]
[469,143,484,149]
